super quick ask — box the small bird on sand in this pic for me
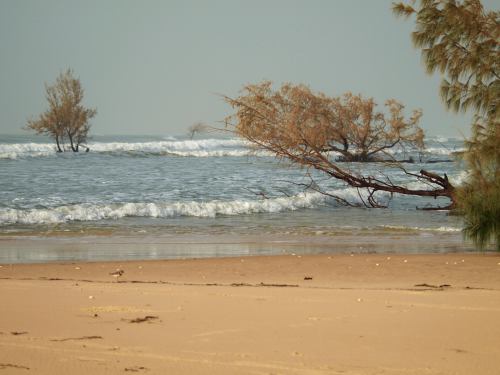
[110,269,124,282]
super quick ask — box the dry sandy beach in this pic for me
[1,253,500,374]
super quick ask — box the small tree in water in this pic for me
[187,122,209,140]
[27,69,96,152]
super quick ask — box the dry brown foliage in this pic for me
[26,69,96,152]
[225,82,424,162]
[225,82,454,208]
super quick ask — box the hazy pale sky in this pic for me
[0,0,497,137]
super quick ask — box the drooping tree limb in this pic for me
[224,82,456,209]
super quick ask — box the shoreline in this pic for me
[2,252,500,288]
[1,253,500,374]
[0,230,478,264]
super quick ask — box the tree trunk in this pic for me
[55,135,63,153]
[67,131,77,152]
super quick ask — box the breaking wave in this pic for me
[0,143,56,159]
[0,137,458,160]
[0,138,272,159]
[0,191,335,225]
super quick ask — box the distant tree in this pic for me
[393,0,499,250]
[27,69,96,152]
[225,82,455,208]
[187,122,209,140]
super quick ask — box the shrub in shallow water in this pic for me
[393,0,499,250]
[458,178,500,251]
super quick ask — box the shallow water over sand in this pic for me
[0,229,474,264]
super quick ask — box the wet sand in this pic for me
[1,253,500,374]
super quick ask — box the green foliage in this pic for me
[465,116,499,180]
[393,0,499,119]
[459,117,500,250]
[458,176,500,251]
[393,0,500,250]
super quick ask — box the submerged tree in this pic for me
[225,82,455,208]
[187,122,209,140]
[27,69,97,152]
[393,0,499,250]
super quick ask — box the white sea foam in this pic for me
[449,170,469,186]
[0,143,57,159]
[0,138,265,159]
[0,137,459,160]
[379,225,461,232]
[89,139,247,153]
[0,184,401,225]
[423,146,464,156]
[0,191,334,225]
[402,170,468,190]
[434,136,450,143]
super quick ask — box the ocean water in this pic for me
[0,134,471,261]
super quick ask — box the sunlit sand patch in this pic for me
[82,306,154,314]
[389,301,500,312]
[192,329,243,338]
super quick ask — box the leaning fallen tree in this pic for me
[224,82,456,209]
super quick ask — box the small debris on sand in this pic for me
[51,335,102,342]
[127,316,159,324]
[124,366,148,372]
[259,282,298,288]
[0,363,30,370]
[10,331,28,336]
[415,283,451,289]
[304,276,313,281]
